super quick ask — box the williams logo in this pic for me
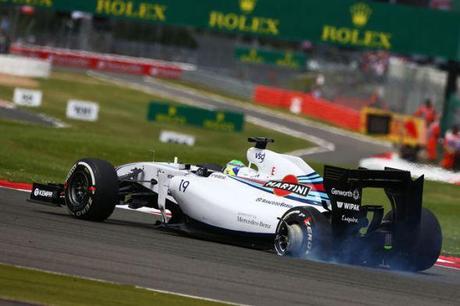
[209,0,280,36]
[350,3,372,27]
[321,2,391,50]
[240,0,257,14]
[264,175,311,197]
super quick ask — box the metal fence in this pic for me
[181,68,254,100]
[384,58,447,114]
[1,5,455,116]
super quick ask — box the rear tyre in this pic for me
[411,208,442,271]
[274,206,332,261]
[65,158,118,221]
[384,208,442,271]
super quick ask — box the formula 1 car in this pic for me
[29,137,442,271]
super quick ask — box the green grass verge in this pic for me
[0,71,311,183]
[0,264,224,306]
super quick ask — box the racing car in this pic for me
[29,137,442,271]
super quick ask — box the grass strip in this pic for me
[0,264,225,306]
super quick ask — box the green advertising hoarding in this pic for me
[234,46,306,70]
[147,102,244,132]
[2,0,460,60]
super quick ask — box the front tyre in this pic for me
[274,206,332,261]
[65,158,118,221]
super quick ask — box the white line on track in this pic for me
[136,286,248,306]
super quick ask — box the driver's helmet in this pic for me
[223,159,245,176]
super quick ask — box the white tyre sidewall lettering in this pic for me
[65,161,97,216]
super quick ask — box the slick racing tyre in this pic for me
[65,158,118,221]
[384,208,442,271]
[413,208,442,271]
[274,206,332,261]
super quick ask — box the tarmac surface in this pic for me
[1,188,459,306]
[0,105,54,127]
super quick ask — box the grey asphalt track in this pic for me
[0,298,38,306]
[1,187,459,305]
[0,106,54,127]
[93,72,391,166]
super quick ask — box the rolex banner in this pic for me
[147,102,244,132]
[2,0,460,60]
[234,46,306,70]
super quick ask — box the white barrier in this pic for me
[159,131,195,146]
[10,43,195,79]
[13,88,43,107]
[66,100,99,122]
[0,55,51,78]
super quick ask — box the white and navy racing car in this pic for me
[29,137,442,271]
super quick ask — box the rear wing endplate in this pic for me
[323,165,423,237]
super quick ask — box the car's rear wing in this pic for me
[323,165,423,240]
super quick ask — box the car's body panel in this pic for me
[112,145,329,236]
[169,172,327,235]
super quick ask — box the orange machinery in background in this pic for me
[361,107,427,148]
